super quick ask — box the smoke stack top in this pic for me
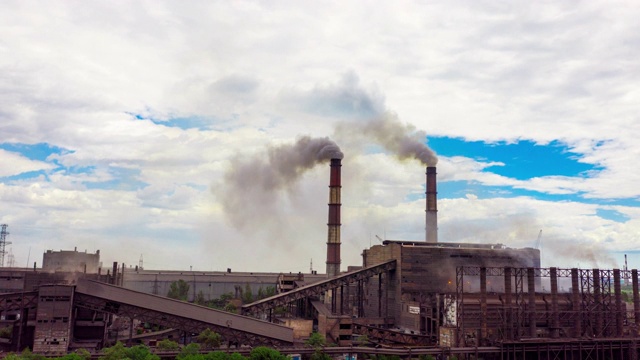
[337,112,437,166]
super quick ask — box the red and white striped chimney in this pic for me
[326,158,342,277]
[425,166,438,243]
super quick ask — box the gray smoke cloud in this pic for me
[216,136,343,231]
[336,112,438,166]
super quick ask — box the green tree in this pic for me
[195,290,207,306]
[100,342,159,360]
[196,328,222,350]
[125,345,159,360]
[305,332,326,348]
[265,286,276,298]
[53,353,84,360]
[205,351,230,360]
[0,325,12,339]
[224,302,237,313]
[248,347,287,360]
[7,349,46,360]
[168,279,191,301]
[156,339,180,351]
[99,342,128,360]
[208,292,234,309]
[177,343,202,360]
[242,283,253,303]
[72,348,91,360]
[355,334,369,346]
[228,353,247,360]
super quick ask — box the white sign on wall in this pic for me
[408,306,420,314]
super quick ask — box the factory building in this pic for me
[3,160,640,359]
[362,240,540,337]
[42,249,100,274]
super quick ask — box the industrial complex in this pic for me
[1,161,639,359]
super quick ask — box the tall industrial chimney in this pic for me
[326,158,342,277]
[425,166,438,243]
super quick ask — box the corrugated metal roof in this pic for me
[75,279,293,343]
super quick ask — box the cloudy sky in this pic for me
[2,1,640,272]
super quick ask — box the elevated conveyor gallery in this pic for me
[242,260,396,317]
[74,279,293,346]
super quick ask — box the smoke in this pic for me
[545,239,618,269]
[336,112,438,166]
[216,136,343,232]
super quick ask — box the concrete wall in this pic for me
[122,270,327,302]
[32,285,74,355]
[282,318,313,339]
[42,250,100,274]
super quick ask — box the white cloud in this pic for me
[1,1,640,272]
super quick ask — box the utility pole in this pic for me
[0,224,11,267]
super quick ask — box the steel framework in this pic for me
[241,260,396,318]
[74,279,294,347]
[0,224,10,267]
[456,266,640,347]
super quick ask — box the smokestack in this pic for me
[326,158,342,277]
[425,166,438,243]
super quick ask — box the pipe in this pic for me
[425,166,438,243]
[326,158,342,278]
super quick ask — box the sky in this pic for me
[2,1,640,273]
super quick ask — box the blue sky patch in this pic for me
[595,208,630,223]
[436,180,640,207]
[0,170,48,182]
[129,113,211,131]
[0,142,69,162]
[428,137,598,180]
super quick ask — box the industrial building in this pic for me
[1,161,639,359]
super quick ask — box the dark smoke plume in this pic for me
[336,112,438,166]
[217,136,343,231]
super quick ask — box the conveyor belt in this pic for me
[74,279,293,346]
[242,260,396,316]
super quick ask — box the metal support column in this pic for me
[633,269,640,334]
[456,266,464,346]
[614,269,623,337]
[378,273,382,317]
[527,268,536,338]
[593,269,602,336]
[550,267,559,339]
[480,267,487,343]
[571,268,582,338]
[504,267,513,341]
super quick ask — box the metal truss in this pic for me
[241,260,396,317]
[74,292,291,347]
[0,291,38,313]
[456,266,634,345]
[500,338,639,360]
[351,322,435,346]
